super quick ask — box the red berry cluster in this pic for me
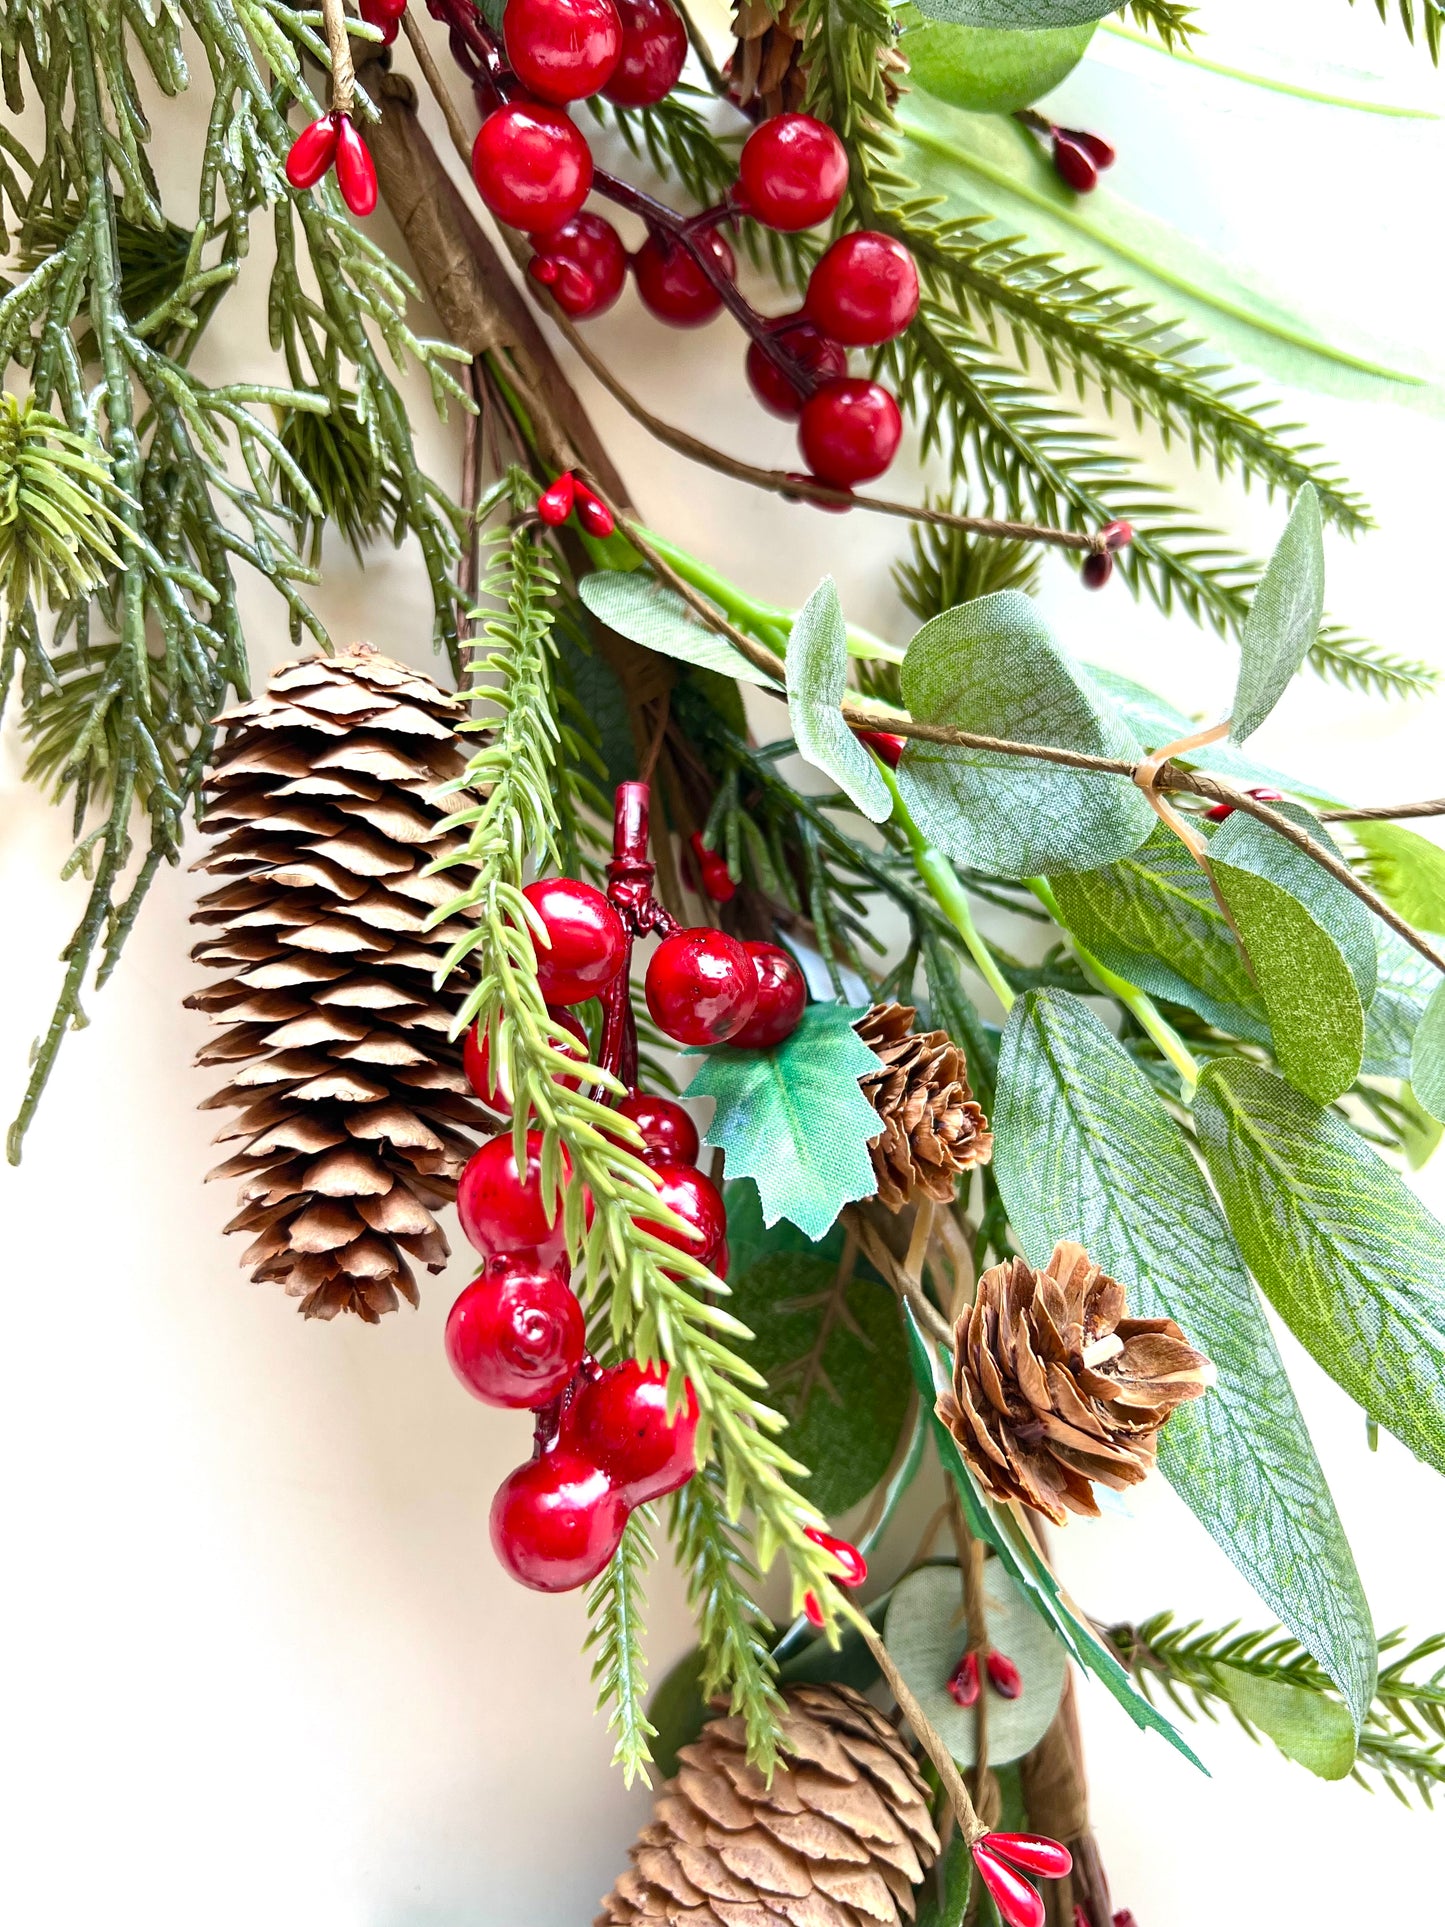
[284,110,378,216]
[947,1645,1024,1707]
[645,927,807,1051]
[971,1832,1073,1927]
[1081,517,1133,590]
[801,1526,868,1625]
[535,468,615,536]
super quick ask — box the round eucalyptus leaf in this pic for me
[901,21,1095,115]
[884,1561,1068,1766]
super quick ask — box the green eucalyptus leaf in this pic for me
[786,576,892,823]
[1353,821,1445,936]
[1216,1667,1357,1781]
[1231,486,1325,743]
[908,0,1120,25]
[689,1004,882,1239]
[1410,982,1445,1124]
[579,571,779,688]
[1211,807,1376,1006]
[884,1563,1068,1767]
[897,591,1153,877]
[903,1308,1207,1769]
[1194,1058,1445,1481]
[992,989,1375,1731]
[914,1825,973,1927]
[1400,1085,1445,1172]
[1364,930,1439,1077]
[901,20,1094,113]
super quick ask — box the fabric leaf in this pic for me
[688,1004,882,1239]
[1211,808,1376,1006]
[1354,821,1445,936]
[1231,485,1325,742]
[1217,1668,1357,1781]
[1194,1058,1445,1482]
[992,989,1375,1732]
[909,0,1125,24]
[1363,929,1438,1078]
[1410,982,1445,1124]
[786,576,891,823]
[897,590,1153,877]
[579,571,779,688]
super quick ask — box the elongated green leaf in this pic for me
[1195,1058,1445,1480]
[903,1308,1207,1769]
[909,0,1120,23]
[1217,1668,1357,1781]
[786,576,891,823]
[992,989,1375,1730]
[901,20,1094,113]
[689,1004,882,1239]
[1211,809,1376,1006]
[914,1826,973,1927]
[897,591,1153,876]
[1232,486,1325,742]
[1354,821,1445,936]
[1363,928,1437,1077]
[579,571,779,688]
[1411,982,1445,1123]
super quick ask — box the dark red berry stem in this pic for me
[596,782,679,1097]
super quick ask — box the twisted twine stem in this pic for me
[320,0,356,116]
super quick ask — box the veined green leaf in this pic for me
[1411,982,1445,1124]
[579,571,779,688]
[908,0,1121,22]
[992,989,1375,1731]
[1195,1058,1445,1480]
[897,590,1153,876]
[914,1826,973,1927]
[1364,929,1439,1077]
[901,19,1094,113]
[1354,821,1445,936]
[1211,808,1376,1006]
[1217,1668,1357,1781]
[1232,485,1325,742]
[786,576,891,823]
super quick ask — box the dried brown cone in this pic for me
[856,1002,992,1212]
[185,646,489,1323]
[938,1242,1216,1525]
[729,0,906,118]
[595,1682,940,1927]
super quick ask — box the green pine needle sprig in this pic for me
[586,1506,660,1788]
[0,393,126,612]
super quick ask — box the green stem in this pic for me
[876,761,1015,1015]
[1102,19,1440,119]
[1028,877,1200,1094]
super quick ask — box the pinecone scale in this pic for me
[857,1002,992,1211]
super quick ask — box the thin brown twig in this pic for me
[320,0,356,116]
[402,7,474,159]
[1322,799,1445,823]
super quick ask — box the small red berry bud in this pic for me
[573,479,616,538]
[1206,784,1283,823]
[803,1590,825,1626]
[984,1834,1074,1881]
[286,113,341,191]
[1074,1910,1089,1927]
[359,0,406,39]
[1060,126,1116,171]
[1114,1913,1139,1927]
[1100,518,1133,550]
[947,1650,981,1708]
[986,1649,1023,1700]
[1051,130,1099,194]
[537,472,576,525]
[333,114,378,217]
[971,1845,1045,1927]
[853,727,904,769]
[1081,550,1114,590]
[689,832,736,903]
[803,1528,867,1588]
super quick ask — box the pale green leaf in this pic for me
[901,20,1094,113]
[914,1827,973,1927]
[1232,485,1325,742]
[1195,1058,1445,1480]
[897,590,1153,876]
[786,577,891,823]
[1354,821,1445,936]
[1363,929,1437,1077]
[1217,1667,1357,1780]
[579,571,779,688]
[909,0,1122,23]
[1411,982,1445,1123]
[992,989,1375,1730]
[1211,807,1376,1004]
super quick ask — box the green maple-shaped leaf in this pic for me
[688,1004,883,1240]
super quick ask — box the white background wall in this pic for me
[3,2,1443,1921]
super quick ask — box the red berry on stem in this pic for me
[445,1261,585,1407]
[457,1129,585,1270]
[572,478,615,537]
[632,229,736,326]
[1100,518,1133,550]
[710,1238,729,1280]
[986,1649,1024,1700]
[602,0,688,106]
[984,1835,1074,1880]
[359,0,404,42]
[491,1446,629,1591]
[947,1650,981,1708]
[805,231,919,346]
[565,1359,700,1502]
[472,102,594,231]
[464,1006,589,1112]
[736,114,848,231]
[537,471,577,525]
[688,831,736,903]
[528,212,628,318]
[729,941,806,1049]
[503,0,622,103]
[1081,550,1113,590]
[333,115,378,217]
[972,1845,1046,1927]
[1060,126,1115,171]
[798,379,902,488]
[286,114,340,191]
[784,471,854,513]
[645,927,759,1044]
[744,317,848,420]
[1052,130,1099,193]
[523,876,626,1005]
[803,1528,867,1588]
[804,1590,826,1627]
[612,1091,700,1166]
[854,727,904,769]
[633,1160,727,1264]
[1206,784,1282,824]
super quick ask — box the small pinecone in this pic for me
[185,646,488,1322]
[729,0,906,117]
[596,1683,940,1927]
[856,1003,992,1212]
[938,1241,1215,1525]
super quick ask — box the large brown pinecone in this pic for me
[729,0,905,117]
[938,1242,1215,1525]
[185,646,488,1322]
[857,1003,992,1212]
[596,1683,940,1927]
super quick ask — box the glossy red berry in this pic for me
[632,230,736,326]
[565,1359,700,1503]
[612,1091,700,1166]
[1206,784,1283,824]
[798,379,902,488]
[948,1650,981,1708]
[634,1160,727,1265]
[464,1006,588,1112]
[854,727,904,769]
[572,477,616,537]
[745,317,848,420]
[359,0,406,41]
[709,1239,729,1279]
[645,927,759,1044]
[333,116,378,217]
[457,1129,584,1270]
[984,1835,1074,1881]
[537,471,576,524]
[491,1445,629,1591]
[602,0,688,106]
[972,1845,1045,1927]
[445,1262,585,1407]
[503,0,622,103]
[1081,550,1113,590]
[286,114,340,191]
[688,831,736,902]
[1052,130,1099,193]
[522,876,627,1006]
[804,1528,867,1588]
[986,1649,1024,1700]
[1100,518,1133,550]
[1059,126,1115,171]
[737,114,848,231]
[805,231,919,346]
[729,941,806,1050]
[803,1590,826,1627]
[528,212,628,318]
[472,102,594,231]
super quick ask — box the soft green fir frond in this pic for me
[894,515,1043,626]
[0,393,125,611]
[585,1506,659,1787]
[1356,0,1444,61]
[1125,0,1202,46]
[275,391,409,565]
